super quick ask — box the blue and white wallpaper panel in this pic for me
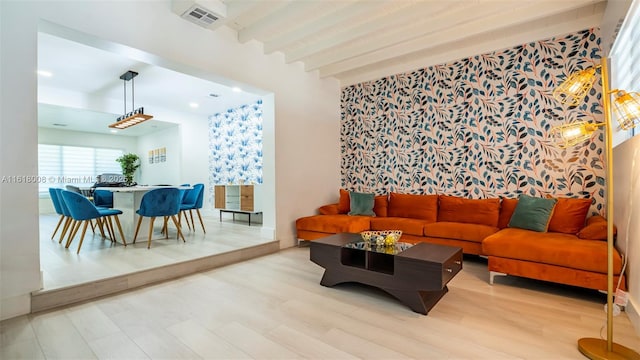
[341,29,606,213]
[208,100,263,186]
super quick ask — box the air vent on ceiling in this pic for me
[183,5,220,27]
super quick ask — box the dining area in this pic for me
[48,181,205,254]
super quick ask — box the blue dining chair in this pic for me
[179,183,206,233]
[48,188,66,240]
[133,187,185,249]
[61,190,127,253]
[93,189,114,208]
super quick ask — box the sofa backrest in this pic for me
[437,195,501,227]
[387,192,438,222]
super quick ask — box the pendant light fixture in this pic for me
[108,70,153,129]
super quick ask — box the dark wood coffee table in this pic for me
[310,233,462,315]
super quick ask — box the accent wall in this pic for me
[208,100,263,186]
[341,29,605,213]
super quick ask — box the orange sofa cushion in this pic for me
[547,197,592,234]
[498,198,519,229]
[295,214,371,234]
[318,204,339,215]
[482,228,623,274]
[577,215,615,240]
[437,195,500,227]
[424,222,499,243]
[373,195,388,217]
[338,189,350,214]
[337,189,388,217]
[387,192,438,221]
[370,217,431,236]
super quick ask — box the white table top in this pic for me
[95,185,192,192]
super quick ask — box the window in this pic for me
[611,0,640,138]
[38,144,123,195]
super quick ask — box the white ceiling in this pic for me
[38,0,609,135]
[202,0,607,86]
[37,32,261,136]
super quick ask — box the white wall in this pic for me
[613,135,640,334]
[137,127,181,187]
[0,0,340,320]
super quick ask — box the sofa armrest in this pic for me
[318,203,340,215]
[577,215,616,240]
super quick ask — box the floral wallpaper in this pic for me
[208,99,263,188]
[341,29,606,213]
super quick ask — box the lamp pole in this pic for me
[576,57,640,360]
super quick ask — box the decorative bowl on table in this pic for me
[360,230,402,246]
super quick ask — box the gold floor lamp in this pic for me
[552,58,640,360]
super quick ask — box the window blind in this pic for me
[611,0,640,137]
[38,144,123,195]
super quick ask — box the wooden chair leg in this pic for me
[170,215,185,242]
[106,217,116,242]
[196,209,206,233]
[51,215,65,240]
[95,218,106,238]
[65,220,81,248]
[113,216,127,246]
[59,217,72,244]
[163,216,169,239]
[188,210,195,231]
[76,221,90,254]
[132,216,143,243]
[147,217,156,249]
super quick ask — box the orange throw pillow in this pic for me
[373,195,388,217]
[547,197,592,234]
[498,198,519,229]
[577,215,615,240]
[387,192,438,221]
[338,189,350,214]
[437,195,500,227]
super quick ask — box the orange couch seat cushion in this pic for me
[370,217,431,236]
[482,228,623,274]
[424,222,499,243]
[296,214,371,234]
[438,195,500,227]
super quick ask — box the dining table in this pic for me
[95,185,192,243]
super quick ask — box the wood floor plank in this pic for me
[2,246,639,359]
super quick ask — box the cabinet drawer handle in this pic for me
[455,261,461,265]
[446,268,452,273]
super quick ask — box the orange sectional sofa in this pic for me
[296,190,626,291]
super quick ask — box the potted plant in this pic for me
[116,153,140,186]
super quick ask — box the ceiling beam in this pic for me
[283,0,455,64]
[262,1,360,54]
[315,1,604,77]
[335,11,605,86]
[237,1,325,43]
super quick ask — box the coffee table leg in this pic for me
[384,286,449,315]
[319,270,346,287]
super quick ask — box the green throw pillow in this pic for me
[348,191,376,216]
[508,195,557,232]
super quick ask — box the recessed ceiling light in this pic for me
[190,102,199,108]
[37,70,53,77]
[110,129,118,133]
[232,87,242,93]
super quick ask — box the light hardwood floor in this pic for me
[3,246,640,359]
[39,211,271,290]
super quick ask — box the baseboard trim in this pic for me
[626,295,640,337]
[30,240,280,313]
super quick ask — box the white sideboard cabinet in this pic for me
[214,184,262,225]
